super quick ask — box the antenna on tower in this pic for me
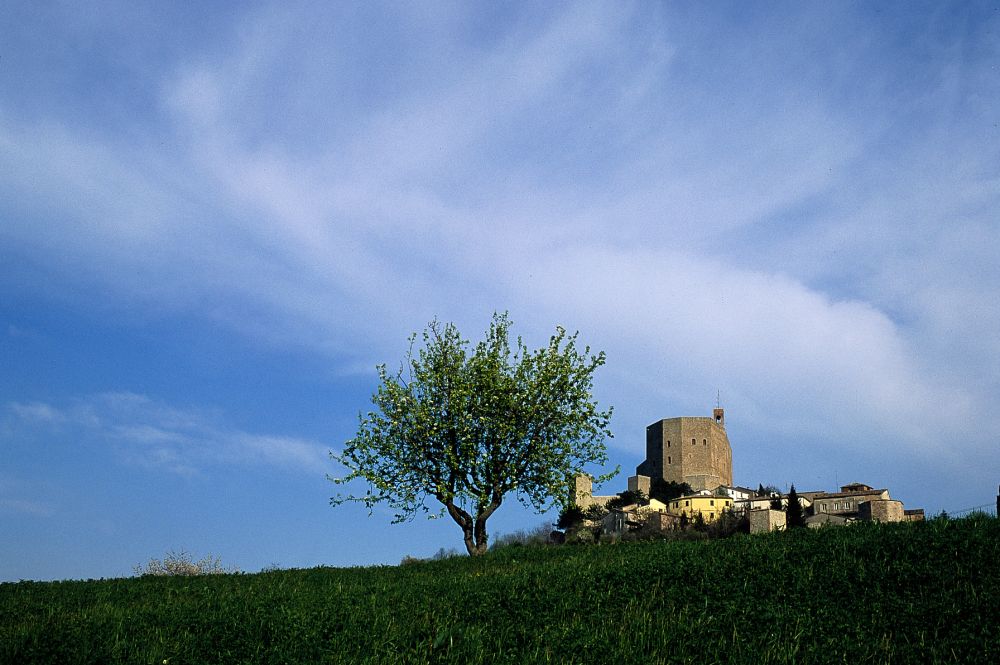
[713,391,725,426]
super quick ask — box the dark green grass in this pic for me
[2,515,998,664]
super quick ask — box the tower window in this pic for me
[667,440,671,447]
[667,456,671,464]
[691,438,695,446]
[703,439,707,445]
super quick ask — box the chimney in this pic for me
[713,408,725,426]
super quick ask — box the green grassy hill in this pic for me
[3,515,998,664]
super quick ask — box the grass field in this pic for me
[2,515,998,664]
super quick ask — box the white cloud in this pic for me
[7,402,67,425]
[507,245,979,451]
[4,394,330,477]
[1,3,998,497]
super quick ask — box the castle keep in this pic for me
[569,406,922,536]
[635,408,732,491]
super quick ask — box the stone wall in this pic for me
[749,508,785,533]
[859,499,904,523]
[571,474,615,508]
[628,474,651,496]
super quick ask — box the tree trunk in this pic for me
[443,500,479,556]
[444,499,500,556]
[469,500,501,556]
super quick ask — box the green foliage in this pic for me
[692,511,708,532]
[3,517,998,664]
[133,550,236,577]
[330,312,614,555]
[555,505,585,530]
[605,489,647,510]
[707,509,750,538]
[649,479,692,503]
[786,485,805,528]
[582,504,608,522]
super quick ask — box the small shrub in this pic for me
[566,528,595,545]
[133,550,237,577]
[490,522,552,550]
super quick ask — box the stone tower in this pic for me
[635,410,732,491]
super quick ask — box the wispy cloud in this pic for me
[1,2,998,493]
[7,401,67,425]
[4,393,330,477]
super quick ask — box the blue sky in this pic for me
[2,1,998,581]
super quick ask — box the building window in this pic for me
[667,440,671,447]
[685,500,690,507]
[667,456,671,464]
[710,500,715,506]
[703,439,707,445]
[692,438,696,446]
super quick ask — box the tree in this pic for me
[786,485,805,528]
[606,489,647,511]
[692,512,707,532]
[133,550,236,576]
[582,503,609,541]
[707,508,750,538]
[330,313,614,556]
[649,479,692,504]
[555,505,585,531]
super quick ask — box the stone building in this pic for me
[810,486,891,517]
[858,499,904,522]
[716,485,757,501]
[665,494,734,522]
[749,508,786,533]
[601,500,674,536]
[804,513,849,528]
[635,409,733,491]
[736,494,813,514]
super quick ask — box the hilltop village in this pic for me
[571,408,924,536]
